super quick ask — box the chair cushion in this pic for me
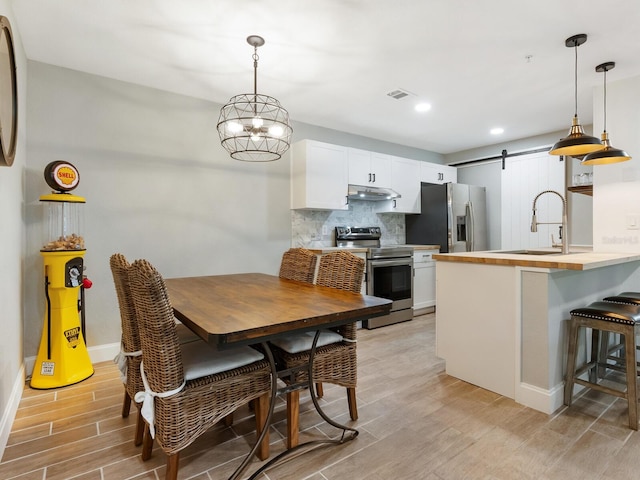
[180,340,264,381]
[270,329,344,354]
[570,301,640,325]
[603,292,640,305]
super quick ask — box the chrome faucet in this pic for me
[530,190,569,254]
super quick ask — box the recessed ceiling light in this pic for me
[490,127,504,135]
[415,102,432,113]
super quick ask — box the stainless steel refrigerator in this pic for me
[406,182,488,253]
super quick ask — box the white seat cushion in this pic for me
[270,329,343,354]
[180,340,264,381]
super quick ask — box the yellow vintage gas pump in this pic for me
[31,161,94,389]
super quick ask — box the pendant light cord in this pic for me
[573,42,578,118]
[602,67,607,133]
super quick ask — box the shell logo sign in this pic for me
[44,161,80,192]
[56,166,77,186]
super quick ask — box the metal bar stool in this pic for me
[598,292,640,378]
[564,301,640,430]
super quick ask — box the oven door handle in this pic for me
[369,258,412,268]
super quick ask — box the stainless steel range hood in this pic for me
[347,184,401,201]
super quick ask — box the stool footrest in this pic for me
[573,377,628,400]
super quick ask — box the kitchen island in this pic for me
[433,249,640,414]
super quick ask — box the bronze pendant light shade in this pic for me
[549,34,603,157]
[217,35,293,162]
[582,62,632,165]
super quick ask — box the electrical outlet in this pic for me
[322,225,328,235]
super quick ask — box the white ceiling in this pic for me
[11,0,640,154]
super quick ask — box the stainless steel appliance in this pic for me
[406,182,488,253]
[335,226,414,329]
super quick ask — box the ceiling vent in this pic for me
[386,88,414,100]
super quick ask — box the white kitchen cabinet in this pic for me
[291,140,349,210]
[420,162,457,184]
[413,249,438,312]
[348,148,392,187]
[382,156,421,213]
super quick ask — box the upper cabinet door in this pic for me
[347,148,392,187]
[291,140,349,210]
[370,152,392,187]
[388,157,421,213]
[347,148,372,185]
[420,162,457,184]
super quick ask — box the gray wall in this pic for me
[444,130,572,165]
[23,61,445,360]
[0,0,28,454]
[25,62,290,356]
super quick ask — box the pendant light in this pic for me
[549,34,603,157]
[582,62,632,165]
[217,35,293,162]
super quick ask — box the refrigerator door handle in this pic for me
[466,201,475,251]
[447,202,454,252]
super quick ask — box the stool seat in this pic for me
[570,301,640,325]
[565,301,640,430]
[602,292,640,305]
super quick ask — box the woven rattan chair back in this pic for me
[128,259,184,393]
[110,254,145,411]
[279,248,317,283]
[316,250,365,293]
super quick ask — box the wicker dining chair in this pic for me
[279,247,318,283]
[110,253,201,447]
[127,259,273,480]
[271,250,365,448]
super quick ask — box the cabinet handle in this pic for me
[393,199,396,208]
[372,173,376,183]
[368,173,372,182]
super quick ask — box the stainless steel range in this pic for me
[335,226,414,329]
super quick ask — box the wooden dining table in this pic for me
[164,272,392,479]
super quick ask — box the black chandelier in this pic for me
[217,35,293,162]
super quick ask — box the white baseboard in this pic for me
[87,342,121,365]
[25,342,121,380]
[516,382,565,414]
[0,364,25,461]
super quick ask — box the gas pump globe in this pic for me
[31,161,94,389]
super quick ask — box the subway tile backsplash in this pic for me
[291,200,405,248]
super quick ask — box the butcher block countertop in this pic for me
[306,244,440,254]
[433,248,640,271]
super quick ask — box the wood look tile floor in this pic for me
[2,313,639,480]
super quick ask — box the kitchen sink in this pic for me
[499,249,565,256]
